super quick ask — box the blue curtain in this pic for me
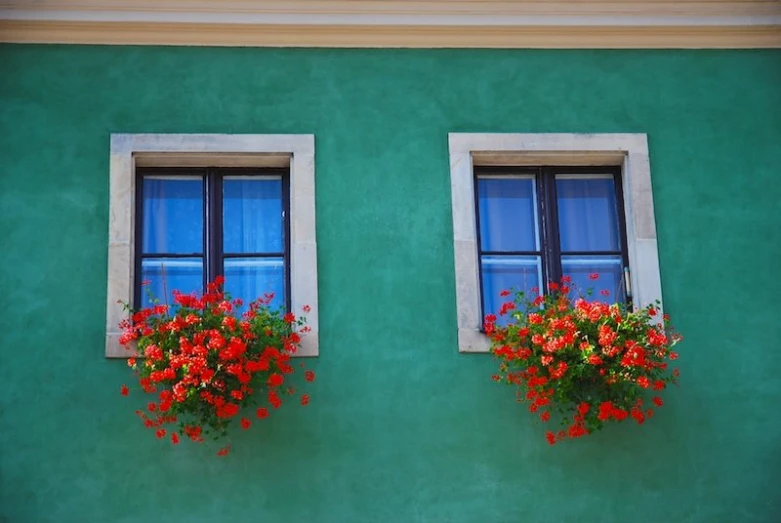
[477,174,626,321]
[477,176,542,320]
[556,175,625,302]
[556,175,619,252]
[139,175,286,310]
[222,177,285,310]
[140,176,203,307]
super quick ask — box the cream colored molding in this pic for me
[449,133,662,353]
[1,21,779,48]
[1,0,780,48]
[2,1,781,20]
[106,133,319,358]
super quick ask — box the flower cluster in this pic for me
[486,275,681,445]
[118,276,315,456]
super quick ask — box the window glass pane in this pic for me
[223,177,283,254]
[478,176,538,252]
[561,255,625,303]
[556,175,620,252]
[140,257,203,308]
[481,255,542,323]
[224,257,285,311]
[142,176,203,254]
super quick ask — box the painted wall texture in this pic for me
[1,45,780,523]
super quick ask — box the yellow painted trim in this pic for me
[1,20,780,48]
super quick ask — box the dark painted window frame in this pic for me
[473,165,631,319]
[134,166,292,310]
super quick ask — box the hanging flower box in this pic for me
[486,274,682,445]
[117,276,315,456]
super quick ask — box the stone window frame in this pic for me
[449,133,662,353]
[105,134,319,358]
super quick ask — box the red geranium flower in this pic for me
[117,277,315,456]
[487,276,681,445]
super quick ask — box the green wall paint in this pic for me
[1,45,780,523]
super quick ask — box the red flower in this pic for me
[147,402,157,412]
[485,279,681,446]
[217,446,230,457]
[612,408,628,421]
[652,396,664,407]
[171,432,180,445]
[500,289,511,297]
[300,394,310,406]
[269,390,282,409]
[587,354,603,365]
[302,304,311,313]
[256,407,269,419]
[283,312,296,324]
[631,408,645,425]
[240,417,251,430]
[184,425,203,441]
[305,370,316,382]
[600,289,610,297]
[155,429,167,439]
[545,431,556,445]
[120,385,129,396]
[589,273,599,280]
[216,402,240,419]
[499,301,516,316]
[267,373,284,387]
[598,401,613,421]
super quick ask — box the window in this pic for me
[475,166,630,321]
[135,167,290,311]
[449,133,663,352]
[106,134,319,357]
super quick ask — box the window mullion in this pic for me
[537,167,558,292]
[204,169,223,286]
[545,167,563,286]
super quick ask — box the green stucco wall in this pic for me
[1,45,780,523]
